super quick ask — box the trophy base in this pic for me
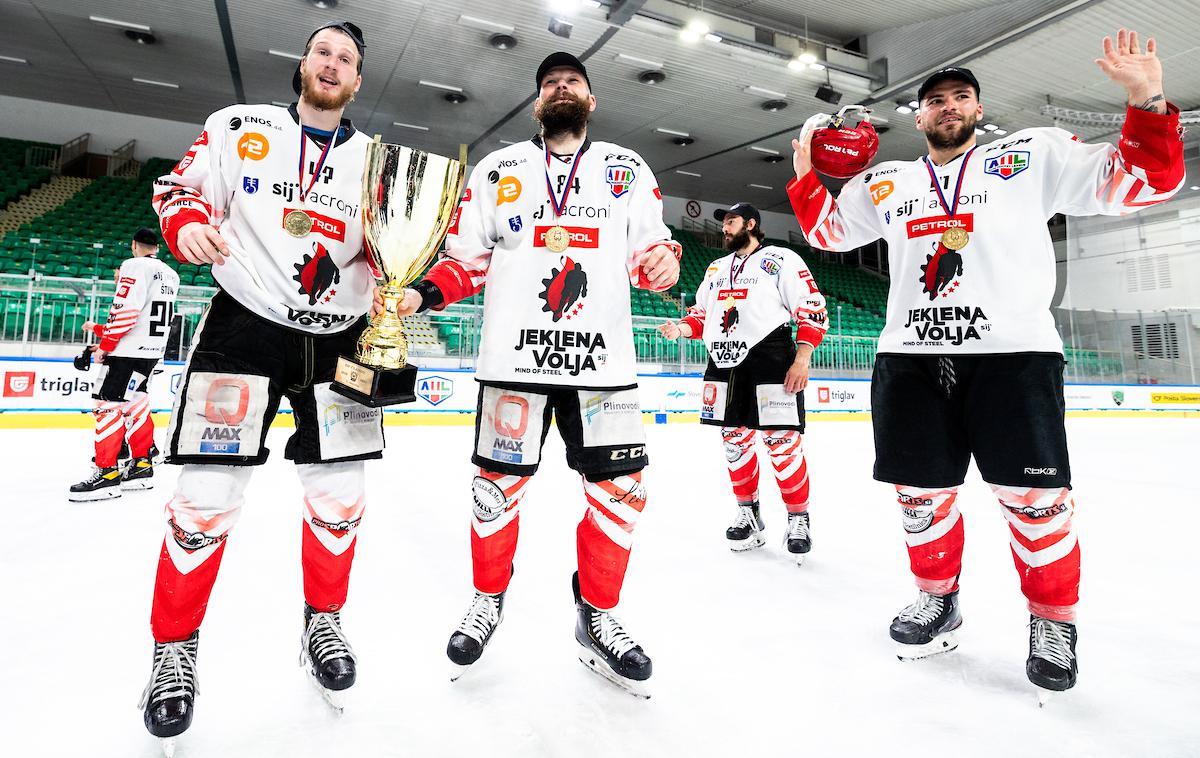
[331,356,418,407]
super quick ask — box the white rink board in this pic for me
[3,356,1196,414]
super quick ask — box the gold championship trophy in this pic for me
[331,139,467,406]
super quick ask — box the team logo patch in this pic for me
[293,241,341,305]
[417,376,454,406]
[869,181,894,206]
[509,216,523,233]
[497,176,522,205]
[243,177,259,194]
[1112,390,1124,406]
[237,132,269,161]
[539,256,588,322]
[760,259,780,275]
[984,151,1029,180]
[606,165,635,197]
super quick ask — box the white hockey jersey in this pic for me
[423,136,680,389]
[680,245,828,368]
[94,255,180,359]
[787,106,1186,355]
[153,103,374,334]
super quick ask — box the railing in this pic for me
[24,145,60,171]
[681,217,724,249]
[58,133,89,172]
[108,139,140,178]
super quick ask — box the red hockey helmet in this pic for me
[808,106,879,179]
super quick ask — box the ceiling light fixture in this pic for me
[548,17,573,38]
[798,52,817,65]
[787,58,806,72]
[704,33,722,43]
[615,53,663,68]
[993,129,1008,136]
[983,123,998,131]
[808,63,826,71]
[271,101,290,107]
[393,122,430,131]
[489,33,518,50]
[676,170,702,177]
[457,15,515,34]
[748,183,774,190]
[268,49,303,61]
[748,146,780,155]
[762,155,785,163]
[761,99,788,112]
[444,92,469,105]
[308,0,338,8]
[638,70,666,85]
[655,127,690,137]
[89,15,151,32]
[908,100,919,109]
[125,30,156,44]
[132,77,179,89]
[745,85,787,99]
[895,104,913,114]
[673,136,695,146]
[0,55,29,65]
[419,80,464,93]
[680,20,709,44]
[974,127,985,135]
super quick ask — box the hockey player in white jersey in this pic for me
[393,52,681,697]
[787,29,1185,697]
[69,227,179,500]
[659,204,828,561]
[139,21,382,752]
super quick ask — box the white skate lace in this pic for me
[81,467,113,485]
[897,591,945,625]
[590,610,639,659]
[732,505,760,531]
[137,636,199,709]
[786,513,810,541]
[455,592,500,644]
[1030,617,1075,670]
[302,611,357,666]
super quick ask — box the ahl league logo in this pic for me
[606,165,635,197]
[539,256,588,322]
[984,151,1030,180]
[293,240,341,305]
[417,376,455,406]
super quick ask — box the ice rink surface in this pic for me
[2,416,1197,757]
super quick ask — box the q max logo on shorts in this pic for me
[198,377,250,454]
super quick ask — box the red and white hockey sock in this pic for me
[124,392,154,459]
[990,484,1079,622]
[578,471,647,610]
[470,467,531,595]
[895,485,964,596]
[299,461,366,613]
[92,400,124,468]
[151,465,252,642]
[763,430,810,513]
[722,426,760,504]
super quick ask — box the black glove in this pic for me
[73,345,95,371]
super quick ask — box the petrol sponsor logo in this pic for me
[243,177,259,194]
[606,165,635,197]
[2,371,36,397]
[497,176,522,205]
[237,132,270,161]
[984,150,1030,180]
[906,213,974,239]
[532,225,599,249]
[416,375,454,406]
[282,208,346,242]
[869,180,894,206]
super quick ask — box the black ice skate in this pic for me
[572,572,652,699]
[301,605,357,711]
[726,502,765,552]
[139,631,199,758]
[68,466,123,502]
[783,511,812,565]
[890,589,962,660]
[122,458,155,491]
[1028,615,1078,705]
[447,589,506,681]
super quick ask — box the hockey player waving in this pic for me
[659,204,828,562]
[141,21,382,751]
[787,29,1184,698]
[393,52,682,698]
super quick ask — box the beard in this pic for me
[923,111,977,151]
[535,92,591,138]
[301,69,356,111]
[724,228,753,252]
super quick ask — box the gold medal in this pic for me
[544,225,570,253]
[284,209,313,238]
[941,226,969,251]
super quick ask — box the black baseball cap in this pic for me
[132,227,159,246]
[292,21,366,95]
[917,67,980,103]
[714,203,762,229]
[536,52,590,90]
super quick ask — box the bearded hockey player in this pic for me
[394,52,681,698]
[787,29,1184,699]
[139,21,382,753]
[69,227,178,500]
[659,204,827,562]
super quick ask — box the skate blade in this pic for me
[792,553,806,566]
[68,489,122,502]
[894,631,959,661]
[577,650,650,700]
[729,535,766,552]
[158,737,177,758]
[450,662,473,682]
[302,659,348,714]
[121,480,154,491]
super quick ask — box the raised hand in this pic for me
[1095,28,1166,112]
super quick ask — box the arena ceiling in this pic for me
[1,0,1196,214]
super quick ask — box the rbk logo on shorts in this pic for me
[2,371,35,397]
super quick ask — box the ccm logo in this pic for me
[906,213,974,239]
[282,209,346,242]
[533,225,599,248]
[609,446,645,461]
[1023,467,1058,475]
